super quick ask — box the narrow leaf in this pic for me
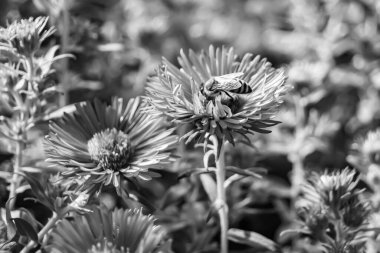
[178,167,216,180]
[228,228,280,252]
[12,218,38,243]
[5,199,17,240]
[225,166,266,179]
[200,174,217,202]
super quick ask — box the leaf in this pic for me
[19,173,54,211]
[177,167,216,180]
[200,174,217,202]
[225,166,266,179]
[279,228,311,242]
[43,104,76,120]
[18,208,42,230]
[228,228,280,252]
[12,218,38,243]
[5,199,17,240]
[38,45,59,75]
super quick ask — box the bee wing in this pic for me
[212,79,242,90]
[215,72,244,80]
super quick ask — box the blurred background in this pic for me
[0,0,291,102]
[2,0,380,252]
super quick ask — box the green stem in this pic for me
[27,57,34,92]
[290,95,306,199]
[59,1,70,106]
[9,55,35,209]
[291,152,304,198]
[215,138,228,253]
[9,139,23,210]
[333,219,344,253]
[21,212,59,253]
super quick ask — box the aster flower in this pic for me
[302,168,361,214]
[45,206,172,253]
[146,46,288,145]
[288,168,373,252]
[44,96,177,195]
[0,16,55,56]
[349,129,380,169]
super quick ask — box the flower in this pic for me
[44,97,177,195]
[45,206,172,253]
[354,130,380,166]
[293,168,373,251]
[146,46,288,145]
[287,60,330,93]
[348,129,380,191]
[0,16,55,56]
[303,168,360,213]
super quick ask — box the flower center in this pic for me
[87,128,131,171]
[88,238,126,253]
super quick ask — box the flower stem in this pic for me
[333,219,344,253]
[9,55,34,209]
[290,152,304,198]
[290,95,306,199]
[214,137,228,253]
[21,212,59,253]
[59,0,70,106]
[9,139,23,210]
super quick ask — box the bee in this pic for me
[201,72,252,99]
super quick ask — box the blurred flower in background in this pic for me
[349,129,380,172]
[0,16,54,56]
[293,168,373,252]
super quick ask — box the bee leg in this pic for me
[200,83,205,94]
[222,91,234,99]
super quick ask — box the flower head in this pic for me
[0,16,54,55]
[146,46,288,145]
[355,130,380,165]
[294,168,373,251]
[348,129,380,191]
[303,168,360,212]
[45,97,177,195]
[287,60,329,93]
[45,206,172,253]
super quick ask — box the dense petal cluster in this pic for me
[0,16,54,55]
[45,206,172,253]
[45,97,177,195]
[313,169,359,210]
[146,46,288,144]
[295,168,372,251]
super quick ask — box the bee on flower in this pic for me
[146,46,288,145]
